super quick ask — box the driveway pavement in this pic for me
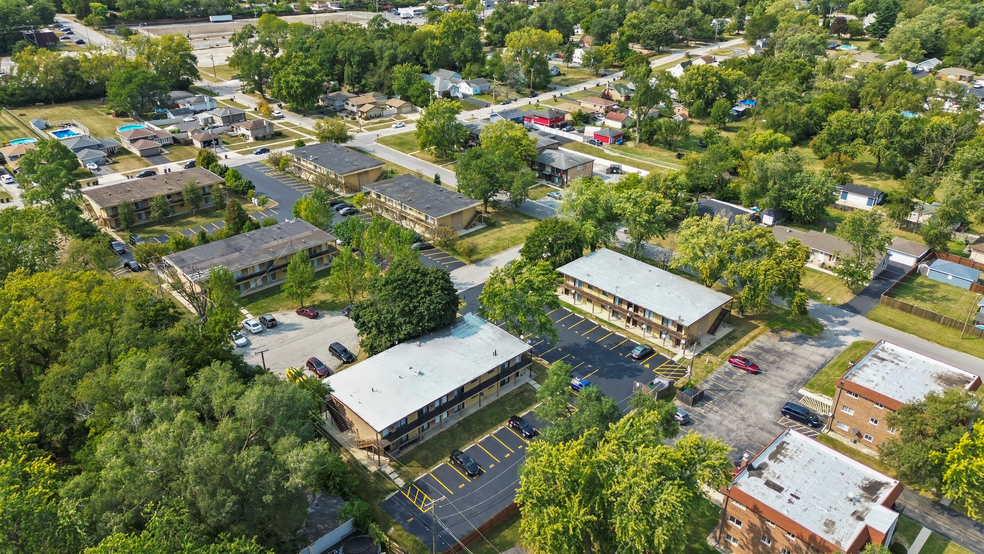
[839,262,909,316]
[449,246,522,292]
[419,247,467,272]
[236,310,359,378]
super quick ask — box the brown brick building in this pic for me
[81,167,223,229]
[828,340,981,448]
[719,429,902,554]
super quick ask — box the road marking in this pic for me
[546,309,558,315]
[556,312,575,323]
[581,324,599,336]
[568,318,586,329]
[583,368,598,378]
[571,361,584,371]
[556,354,570,362]
[506,427,529,444]
[448,464,472,483]
[430,474,455,495]
[612,337,629,349]
[531,339,544,347]
[477,443,499,462]
[640,352,659,365]
[492,433,515,453]
[596,332,613,342]
[540,346,558,356]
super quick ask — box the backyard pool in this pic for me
[51,128,81,139]
[9,138,38,145]
[117,124,146,132]
[839,45,858,50]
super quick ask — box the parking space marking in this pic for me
[571,361,584,371]
[555,353,570,363]
[581,324,599,336]
[596,332,612,342]
[492,433,515,454]
[506,427,529,444]
[477,442,499,463]
[447,463,472,483]
[556,312,575,324]
[568,318,586,330]
[429,473,456,495]
[402,483,433,513]
[547,309,558,315]
[612,337,629,349]
[531,339,545,347]
[539,346,558,356]
[583,368,599,379]
[639,352,659,365]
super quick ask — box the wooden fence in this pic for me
[445,502,519,554]
[930,252,984,293]
[878,297,984,338]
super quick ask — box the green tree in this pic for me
[505,27,563,91]
[149,194,174,223]
[292,188,335,229]
[833,210,893,292]
[15,138,85,206]
[478,260,562,342]
[829,16,848,36]
[168,232,192,252]
[941,421,984,520]
[416,98,468,158]
[196,148,219,170]
[456,121,537,212]
[133,34,200,89]
[616,187,678,258]
[624,64,672,134]
[269,54,322,110]
[709,98,732,129]
[558,177,619,249]
[107,68,169,116]
[314,118,353,144]
[224,199,252,236]
[919,217,952,253]
[535,360,576,422]
[677,65,743,111]
[390,63,432,108]
[0,207,59,283]
[520,217,586,269]
[282,249,316,308]
[868,0,901,39]
[324,247,377,306]
[181,181,204,215]
[62,236,120,273]
[350,259,459,356]
[432,11,484,72]
[782,172,838,224]
[117,200,137,230]
[640,118,691,149]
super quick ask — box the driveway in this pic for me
[839,262,909,316]
[419,247,467,272]
[236,310,360,378]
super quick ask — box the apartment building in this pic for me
[80,167,222,229]
[284,142,384,193]
[362,174,480,234]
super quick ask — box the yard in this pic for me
[551,65,602,88]
[562,141,678,174]
[108,151,153,172]
[804,340,876,397]
[450,206,539,261]
[198,63,239,82]
[866,304,984,359]
[163,144,201,164]
[237,267,350,315]
[0,109,43,143]
[13,100,140,140]
[527,184,558,200]
[611,142,691,170]
[377,130,419,154]
[889,275,982,322]
[801,268,855,305]
[134,195,266,238]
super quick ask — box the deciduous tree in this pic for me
[283,249,317,308]
[107,68,169,116]
[558,177,619,249]
[149,194,174,223]
[478,260,562,342]
[0,207,59,283]
[833,210,893,291]
[941,421,984,520]
[416,98,468,158]
[324,247,377,306]
[520,217,586,268]
[314,118,353,144]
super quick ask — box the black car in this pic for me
[342,305,353,317]
[411,241,434,250]
[630,344,654,360]
[781,402,822,428]
[675,152,686,159]
[327,199,345,207]
[135,169,156,178]
[329,342,355,364]
[333,203,353,212]
[74,39,85,45]
[128,234,145,246]
[697,139,707,147]
[181,160,196,169]
[258,314,278,328]
[110,240,126,255]
[449,449,480,477]
[253,147,270,155]
[121,260,142,271]
[508,415,537,438]
[528,91,538,98]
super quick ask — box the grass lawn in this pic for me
[14,100,138,139]
[562,141,676,175]
[893,517,923,551]
[392,384,538,483]
[377,131,420,154]
[867,304,984,359]
[135,197,264,237]
[802,268,855,305]
[611,142,689,170]
[108,151,153,172]
[198,63,239,82]
[450,206,539,261]
[469,511,522,554]
[804,340,876,397]
[552,66,602,87]
[921,533,973,554]
[0,109,43,143]
[527,184,557,200]
[816,434,897,478]
[361,151,430,181]
[163,144,200,163]
[890,275,981,322]
[237,267,351,315]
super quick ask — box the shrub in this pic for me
[459,240,478,259]
[432,224,459,249]
[266,151,284,167]
[261,217,278,227]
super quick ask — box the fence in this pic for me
[877,296,984,338]
[934,251,984,272]
[829,202,861,213]
[445,502,519,554]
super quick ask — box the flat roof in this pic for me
[843,340,980,403]
[286,142,383,176]
[731,429,900,551]
[928,259,982,281]
[557,248,732,324]
[82,167,222,208]
[165,219,334,279]
[325,313,531,430]
[364,174,479,218]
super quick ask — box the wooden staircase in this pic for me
[707,308,729,335]
[325,400,350,432]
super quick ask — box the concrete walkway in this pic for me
[909,527,933,554]
[449,245,522,292]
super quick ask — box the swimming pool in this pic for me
[117,124,146,132]
[51,129,80,139]
[838,45,858,50]
[9,138,38,145]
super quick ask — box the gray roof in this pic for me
[99,138,121,149]
[464,120,490,136]
[594,128,623,137]
[527,108,566,120]
[696,199,752,223]
[491,108,524,121]
[840,183,884,198]
[536,149,593,171]
[887,237,929,258]
[165,219,334,278]
[82,167,223,208]
[773,226,866,258]
[210,107,246,117]
[170,90,194,100]
[325,313,531,431]
[938,67,975,76]
[432,69,461,80]
[300,493,347,546]
[556,248,732,324]
[928,259,982,282]
[534,134,559,150]
[286,142,383,176]
[168,107,194,117]
[730,429,900,551]
[364,174,479,218]
[843,340,980,405]
[62,136,102,151]
[76,149,106,161]
[468,78,490,87]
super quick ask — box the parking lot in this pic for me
[419,247,467,271]
[382,411,541,550]
[236,309,360,379]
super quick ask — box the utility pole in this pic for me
[423,497,446,554]
[960,293,984,339]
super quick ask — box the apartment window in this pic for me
[398,417,408,427]
[781,549,791,554]
[731,500,746,510]
[661,316,672,327]
[845,391,859,399]
[869,417,879,426]
[574,279,582,288]
[725,535,739,546]
[761,535,772,546]
[863,433,874,442]
[785,532,795,541]
[836,422,849,431]
[888,426,896,434]
[874,402,884,409]
[841,406,855,415]
[728,515,742,528]
[765,519,776,528]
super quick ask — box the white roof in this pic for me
[556,248,732,325]
[325,313,531,431]
[732,429,900,550]
[843,340,980,403]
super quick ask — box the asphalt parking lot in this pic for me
[419,247,467,271]
[382,411,541,550]
[236,309,360,379]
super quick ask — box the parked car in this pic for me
[74,39,85,44]
[296,306,319,319]
[85,162,99,171]
[121,260,143,272]
[333,203,353,212]
[570,375,591,392]
[546,191,563,199]
[128,235,144,246]
[272,110,284,118]
[586,138,603,146]
[183,116,197,123]
[630,344,654,360]
[0,173,15,184]
[258,314,278,328]
[242,318,264,334]
[781,402,822,428]
[675,408,692,425]
[728,355,761,374]
[392,122,405,128]
[63,29,73,34]
[561,125,574,132]
[411,241,434,250]
[342,305,353,317]
[508,415,537,438]
[231,331,249,348]
[181,160,196,169]
[110,240,126,255]
[697,139,707,147]
[135,169,156,178]
[327,199,345,207]
[528,91,538,98]
[339,206,358,216]
[499,99,512,105]
[675,152,685,159]
[329,342,355,364]
[306,357,331,377]
[449,449,481,477]
[253,147,270,155]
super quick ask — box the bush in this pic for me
[261,217,278,227]
[459,240,478,259]
[432,224,459,249]
[278,157,291,172]
[294,139,306,148]
[256,194,268,206]
[266,151,283,167]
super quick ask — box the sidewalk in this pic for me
[449,245,522,292]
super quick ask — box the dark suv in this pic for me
[508,415,537,438]
[781,402,822,428]
[329,342,355,364]
[449,449,480,477]
[258,314,278,328]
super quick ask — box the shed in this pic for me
[30,118,47,130]
[925,259,981,290]
[760,208,784,226]
[676,387,704,407]
[886,237,930,267]
[593,128,623,145]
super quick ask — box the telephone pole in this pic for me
[423,496,446,554]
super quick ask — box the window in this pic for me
[765,519,776,527]
[874,402,884,409]
[662,316,672,327]
[888,426,896,434]
[841,406,855,415]
[728,515,742,528]
[837,422,849,431]
[845,391,859,399]
[869,417,879,426]
[761,535,772,546]
[725,534,739,546]
[785,532,795,541]
[782,549,791,554]
[731,500,746,510]
[840,191,848,200]
[867,197,875,206]
[863,433,874,442]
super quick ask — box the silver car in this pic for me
[242,318,264,334]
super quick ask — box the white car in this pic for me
[183,116,196,122]
[231,331,249,347]
[392,122,405,128]
[0,174,14,184]
[272,110,284,118]
[85,162,98,171]
[242,318,264,334]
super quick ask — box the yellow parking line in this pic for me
[430,474,455,495]
[571,361,584,370]
[492,433,514,453]
[540,346,558,356]
[477,443,500,462]
[547,309,558,315]
[569,319,586,330]
[556,354,570,362]
[531,339,544,347]
[448,464,472,483]
[506,427,529,444]
[640,352,659,365]
[596,332,612,342]
[612,337,629,349]
[581,324,598,336]
[583,368,598,378]
[556,312,575,323]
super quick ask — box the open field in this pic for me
[889,275,981,322]
[552,65,601,87]
[450,207,539,261]
[866,304,984,359]
[237,268,349,315]
[0,109,44,143]
[13,100,139,139]
[562,141,677,174]
[804,340,876,397]
[377,131,419,154]
[802,268,855,305]
[198,63,239,82]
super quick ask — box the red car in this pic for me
[306,357,331,378]
[728,355,761,374]
[296,306,319,319]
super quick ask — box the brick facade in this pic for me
[719,496,829,554]
[828,383,901,448]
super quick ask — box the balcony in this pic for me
[564,283,694,344]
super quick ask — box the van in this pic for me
[329,342,355,364]
[781,402,821,428]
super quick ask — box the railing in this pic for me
[566,284,695,343]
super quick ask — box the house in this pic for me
[593,128,623,145]
[80,167,222,229]
[579,96,617,112]
[324,312,532,454]
[937,67,976,83]
[190,131,222,149]
[165,219,337,295]
[884,58,917,72]
[604,112,630,129]
[760,208,784,226]
[232,119,275,142]
[164,120,203,141]
[358,103,385,119]
[828,340,981,449]
[969,237,984,264]
[490,109,524,124]
[601,84,633,102]
[837,183,885,209]
[672,104,690,119]
[534,149,593,186]
[885,237,930,267]
[423,69,463,98]
[915,57,942,73]
[363,174,480,234]
[0,142,37,165]
[206,107,247,126]
[117,127,173,157]
[573,48,588,65]
[61,136,114,155]
[385,98,415,115]
[167,107,195,120]
[549,64,561,77]
[463,119,491,146]
[21,30,58,47]
[729,104,748,120]
[77,148,108,166]
[773,226,889,277]
[319,90,355,111]
[926,259,982,290]
[284,142,384,193]
[459,78,491,96]
[344,93,386,114]
[532,133,560,152]
[852,51,882,66]
[668,60,692,78]
[719,429,902,554]
[170,90,216,113]
[695,198,753,225]
[693,54,717,66]
[524,109,567,127]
